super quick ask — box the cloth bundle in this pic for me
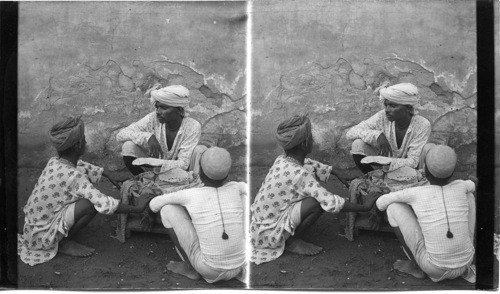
[341,167,428,241]
[114,167,203,242]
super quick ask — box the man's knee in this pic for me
[121,141,147,158]
[160,205,175,228]
[386,203,413,227]
[418,143,436,170]
[74,199,97,217]
[188,145,209,173]
[193,145,208,155]
[121,141,136,153]
[351,139,368,155]
[301,197,323,215]
[159,204,189,229]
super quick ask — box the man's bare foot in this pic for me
[285,238,322,255]
[393,259,426,279]
[166,261,201,280]
[58,239,95,257]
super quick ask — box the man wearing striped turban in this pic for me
[346,82,433,174]
[250,115,380,264]
[116,84,205,175]
[18,117,154,266]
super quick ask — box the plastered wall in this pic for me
[251,1,476,178]
[18,1,247,173]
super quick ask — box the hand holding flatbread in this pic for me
[132,157,164,167]
[360,156,392,166]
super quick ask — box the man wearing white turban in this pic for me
[346,82,433,174]
[117,84,205,175]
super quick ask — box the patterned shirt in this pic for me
[250,155,346,264]
[18,157,120,266]
[116,112,201,171]
[376,180,475,268]
[150,182,247,270]
[346,110,431,171]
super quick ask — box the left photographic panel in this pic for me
[17,1,248,289]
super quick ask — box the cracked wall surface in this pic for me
[18,2,247,173]
[251,1,476,177]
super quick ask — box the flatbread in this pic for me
[360,156,392,165]
[132,157,164,167]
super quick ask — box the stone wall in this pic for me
[251,0,477,178]
[18,2,247,173]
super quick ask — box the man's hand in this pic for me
[377,133,392,157]
[147,135,162,158]
[363,190,383,210]
[136,188,156,211]
[330,168,350,188]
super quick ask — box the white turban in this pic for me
[150,85,190,108]
[377,83,420,106]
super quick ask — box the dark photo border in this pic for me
[0,0,497,290]
[1,0,18,289]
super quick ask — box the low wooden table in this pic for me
[354,213,394,234]
[116,212,170,242]
[124,214,170,238]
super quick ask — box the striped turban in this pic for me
[377,83,420,106]
[48,116,85,152]
[150,85,190,108]
[275,115,311,150]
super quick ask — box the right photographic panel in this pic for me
[249,0,480,290]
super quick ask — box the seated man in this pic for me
[346,82,432,174]
[18,117,154,266]
[116,84,206,175]
[250,115,380,265]
[376,145,476,283]
[149,147,246,284]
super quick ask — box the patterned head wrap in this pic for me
[375,82,420,106]
[275,115,311,151]
[150,85,190,108]
[48,116,85,152]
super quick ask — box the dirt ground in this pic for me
[16,167,245,290]
[249,166,483,291]
[14,165,494,290]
